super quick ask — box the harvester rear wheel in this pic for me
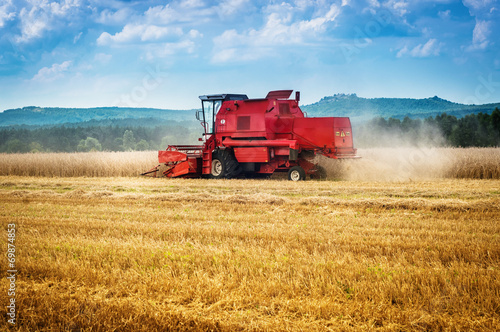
[288,166,306,181]
[211,149,242,179]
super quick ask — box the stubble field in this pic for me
[1,148,499,331]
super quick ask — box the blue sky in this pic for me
[0,0,499,111]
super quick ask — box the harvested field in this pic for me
[0,176,499,331]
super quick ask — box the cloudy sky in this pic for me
[0,0,499,110]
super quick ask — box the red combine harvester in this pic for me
[142,90,358,181]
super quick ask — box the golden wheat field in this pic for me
[0,148,499,179]
[0,148,499,331]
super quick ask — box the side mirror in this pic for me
[195,110,203,121]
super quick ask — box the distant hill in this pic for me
[301,94,500,121]
[0,106,196,128]
[1,95,500,128]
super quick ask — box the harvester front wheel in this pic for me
[288,166,306,181]
[211,149,241,179]
[211,158,224,178]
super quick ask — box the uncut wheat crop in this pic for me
[1,147,499,179]
[0,151,158,177]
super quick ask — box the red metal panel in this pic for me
[158,150,187,163]
[266,90,293,99]
[274,147,289,156]
[333,117,354,151]
[223,138,298,150]
[216,100,268,139]
[234,147,269,163]
[292,117,335,149]
[167,160,190,177]
[237,116,251,130]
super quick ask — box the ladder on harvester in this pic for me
[202,136,216,175]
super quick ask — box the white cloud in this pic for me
[15,0,81,43]
[49,0,80,15]
[95,0,214,59]
[362,0,381,14]
[212,2,341,63]
[188,29,203,38]
[438,10,451,19]
[396,45,408,57]
[96,7,134,26]
[144,2,215,25]
[462,0,495,11]
[94,53,112,64]
[32,60,72,82]
[97,24,183,45]
[470,19,491,50]
[143,5,177,23]
[383,0,408,17]
[73,31,82,43]
[0,0,16,28]
[16,6,49,42]
[178,0,205,9]
[461,0,498,52]
[218,0,251,16]
[145,39,197,60]
[462,0,499,52]
[397,39,442,57]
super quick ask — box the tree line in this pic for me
[0,108,499,153]
[0,124,199,153]
[356,108,500,147]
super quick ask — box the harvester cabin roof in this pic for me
[199,94,248,101]
[199,90,294,103]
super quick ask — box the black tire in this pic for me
[288,166,306,181]
[211,149,242,179]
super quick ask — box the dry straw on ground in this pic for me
[0,177,499,331]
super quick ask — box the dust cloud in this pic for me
[317,148,455,182]
[317,119,459,181]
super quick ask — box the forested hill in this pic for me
[0,106,194,127]
[1,97,499,152]
[2,94,500,128]
[301,94,500,120]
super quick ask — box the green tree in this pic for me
[161,135,178,148]
[122,130,136,151]
[77,137,102,152]
[29,142,44,153]
[492,108,500,134]
[136,139,150,151]
[6,139,28,153]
